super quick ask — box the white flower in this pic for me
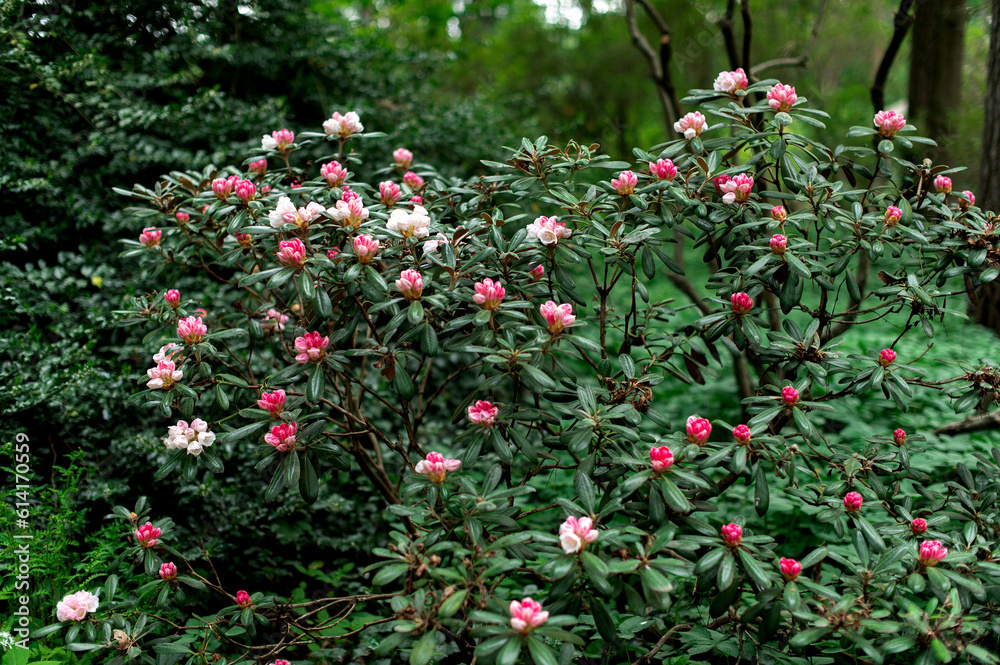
[422,232,450,255]
[526,216,571,246]
[261,134,278,151]
[560,531,583,554]
[268,196,298,229]
[297,201,325,224]
[162,419,215,456]
[386,205,431,239]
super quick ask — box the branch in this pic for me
[748,0,827,79]
[740,0,752,72]
[934,410,1000,435]
[624,0,681,133]
[872,0,916,112]
[718,0,740,71]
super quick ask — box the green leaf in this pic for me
[574,470,596,513]
[737,549,772,590]
[437,589,467,618]
[409,630,437,665]
[789,626,832,648]
[657,476,691,513]
[298,455,319,503]
[306,367,325,403]
[589,595,617,642]
[496,635,523,665]
[408,300,424,325]
[619,353,636,379]
[526,636,559,665]
[754,465,769,516]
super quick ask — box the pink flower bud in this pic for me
[779,557,801,581]
[771,205,787,223]
[257,390,287,417]
[264,422,297,452]
[277,238,307,268]
[159,562,178,581]
[473,278,506,310]
[414,451,461,483]
[961,190,976,207]
[353,234,380,264]
[293,331,329,364]
[323,111,364,138]
[767,83,797,113]
[843,491,863,513]
[732,424,751,445]
[212,175,238,199]
[713,68,749,94]
[165,289,180,308]
[139,227,162,248]
[721,522,742,547]
[910,518,928,535]
[234,232,252,248]
[649,445,674,472]
[175,211,190,224]
[410,195,423,205]
[781,385,799,406]
[236,590,252,608]
[674,111,707,140]
[328,195,369,229]
[731,292,753,316]
[146,358,183,390]
[649,158,677,181]
[327,247,341,261]
[934,175,952,194]
[918,540,948,566]
[529,263,545,282]
[540,300,575,334]
[341,186,359,202]
[719,173,754,205]
[468,400,499,427]
[611,170,638,196]
[526,216,572,245]
[509,598,549,634]
[403,171,424,190]
[393,148,413,169]
[685,415,712,445]
[893,428,907,446]
[235,179,257,202]
[873,110,907,138]
[273,129,295,149]
[320,161,348,187]
[711,174,730,195]
[770,234,787,254]
[396,269,423,300]
[135,521,162,548]
[177,316,207,344]
[559,515,599,554]
[264,308,288,331]
[249,159,267,175]
[878,348,896,367]
[884,206,902,227]
[379,181,402,207]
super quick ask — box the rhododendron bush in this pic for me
[41,78,1000,664]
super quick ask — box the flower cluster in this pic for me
[135,522,161,548]
[473,278,506,310]
[323,111,363,138]
[559,515,599,554]
[767,83,797,113]
[163,419,216,456]
[509,598,548,634]
[540,300,575,334]
[177,316,207,344]
[674,111,707,139]
[261,129,294,151]
[414,451,461,483]
[649,445,674,472]
[265,422,297,452]
[56,590,99,622]
[294,332,329,364]
[685,416,711,445]
[526,215,572,246]
[386,205,431,238]
[468,400,499,427]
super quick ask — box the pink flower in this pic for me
[559,515,599,554]
[393,148,413,169]
[175,211,190,224]
[769,234,787,254]
[386,205,431,238]
[212,175,238,199]
[262,129,295,151]
[139,227,162,248]
[934,175,952,194]
[55,590,99,622]
[711,174,730,195]
[649,158,677,181]
[327,247,341,260]
[893,428,907,446]
[323,111,364,138]
[911,518,928,535]
[327,196,369,229]
[265,308,288,332]
[713,67,749,94]
[526,215,572,246]
[294,331,329,364]
[873,110,906,139]
[721,522,742,547]
[146,359,183,390]
[257,390,287,417]
[341,186,359,202]
[510,598,549,634]
[468,400,499,427]
[271,661,290,665]
[265,422,298,452]
[529,263,545,282]
[162,418,215,456]
[732,424,752,445]
[540,300,575,334]
[159,562,178,581]
[649,445,674,472]
[403,171,424,190]
[235,232,252,248]
[414,451,461,484]
[177,316,207,344]
[611,170,638,196]
[918,540,948,566]
[767,83,797,113]
[719,173,754,205]
[884,206,902,227]
[674,111,707,140]
[249,159,267,175]
[779,557,801,581]
[165,289,180,308]
[781,386,799,406]
[379,181,402,207]
[396,269,423,300]
[235,179,257,202]
[962,190,976,207]
[685,415,712,445]
[321,161,348,187]
[277,238,307,268]
[410,195,423,205]
[731,292,753,316]
[878,348,896,367]
[771,205,787,223]
[135,522,162,548]
[353,234,380,264]
[844,491,863,513]
[473,278,506,310]
[236,590,252,608]
[153,343,181,363]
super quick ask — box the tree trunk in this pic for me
[907,0,967,166]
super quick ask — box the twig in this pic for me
[872,0,916,112]
[934,411,1000,435]
[624,0,682,133]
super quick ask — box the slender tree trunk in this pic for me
[907,0,967,166]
